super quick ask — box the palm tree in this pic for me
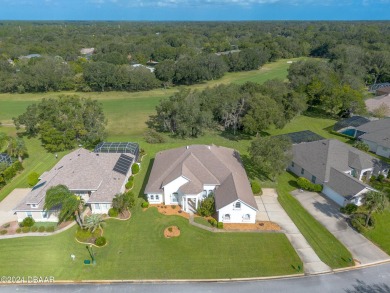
[7,137,28,162]
[44,185,85,226]
[364,191,389,227]
[83,214,105,232]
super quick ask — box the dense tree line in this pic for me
[149,80,306,137]
[0,21,389,93]
[13,95,107,152]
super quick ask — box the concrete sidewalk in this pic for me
[292,190,390,266]
[256,189,331,275]
[0,188,30,226]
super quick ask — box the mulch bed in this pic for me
[164,226,180,238]
[149,204,190,219]
[223,221,281,231]
[0,220,72,236]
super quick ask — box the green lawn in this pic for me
[276,172,354,269]
[0,56,356,278]
[363,210,390,255]
[194,216,214,228]
[0,126,68,202]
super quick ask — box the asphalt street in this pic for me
[1,262,390,293]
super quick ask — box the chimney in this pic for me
[186,146,189,149]
[207,145,211,150]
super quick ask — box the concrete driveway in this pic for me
[256,189,331,275]
[0,188,30,226]
[292,190,390,265]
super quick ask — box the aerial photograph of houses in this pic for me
[0,1,389,292]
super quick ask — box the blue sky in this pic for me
[0,0,389,20]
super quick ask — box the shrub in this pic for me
[297,177,323,192]
[217,222,224,229]
[2,223,10,228]
[172,205,177,209]
[208,218,217,227]
[108,208,119,217]
[141,202,149,208]
[353,141,370,152]
[45,226,55,232]
[0,230,7,235]
[38,226,45,232]
[350,214,368,233]
[31,226,38,232]
[27,172,40,187]
[197,197,215,217]
[125,180,134,190]
[22,217,35,227]
[12,161,23,171]
[16,228,22,233]
[377,174,385,182]
[95,236,106,247]
[22,226,30,233]
[132,163,140,175]
[144,129,166,144]
[251,181,262,195]
[340,203,358,215]
[168,227,173,232]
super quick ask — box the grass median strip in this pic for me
[276,172,354,269]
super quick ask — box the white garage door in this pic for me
[322,185,346,206]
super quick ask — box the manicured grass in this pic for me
[194,216,214,228]
[0,126,68,202]
[276,172,354,269]
[363,210,390,255]
[0,212,301,279]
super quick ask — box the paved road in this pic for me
[0,188,30,226]
[1,263,390,293]
[256,189,331,275]
[292,190,390,265]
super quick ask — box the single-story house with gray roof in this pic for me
[13,147,137,223]
[356,119,390,158]
[145,145,258,223]
[288,139,388,206]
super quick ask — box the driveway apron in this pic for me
[292,190,390,265]
[0,188,30,226]
[256,189,331,275]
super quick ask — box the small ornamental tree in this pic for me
[197,197,215,217]
[83,214,105,233]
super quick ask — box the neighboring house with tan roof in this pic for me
[289,139,388,206]
[145,145,258,223]
[365,94,390,117]
[13,146,138,223]
[355,119,390,158]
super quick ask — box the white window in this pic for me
[207,190,213,195]
[224,214,230,221]
[26,211,32,218]
[243,214,250,221]
[202,190,207,197]
[95,204,100,210]
[234,202,241,209]
[155,195,159,200]
[42,211,48,219]
[150,195,154,200]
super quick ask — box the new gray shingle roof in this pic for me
[360,128,390,149]
[292,139,381,183]
[326,168,371,199]
[356,118,390,133]
[14,148,135,211]
[145,145,258,211]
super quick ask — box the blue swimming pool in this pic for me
[341,129,356,137]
